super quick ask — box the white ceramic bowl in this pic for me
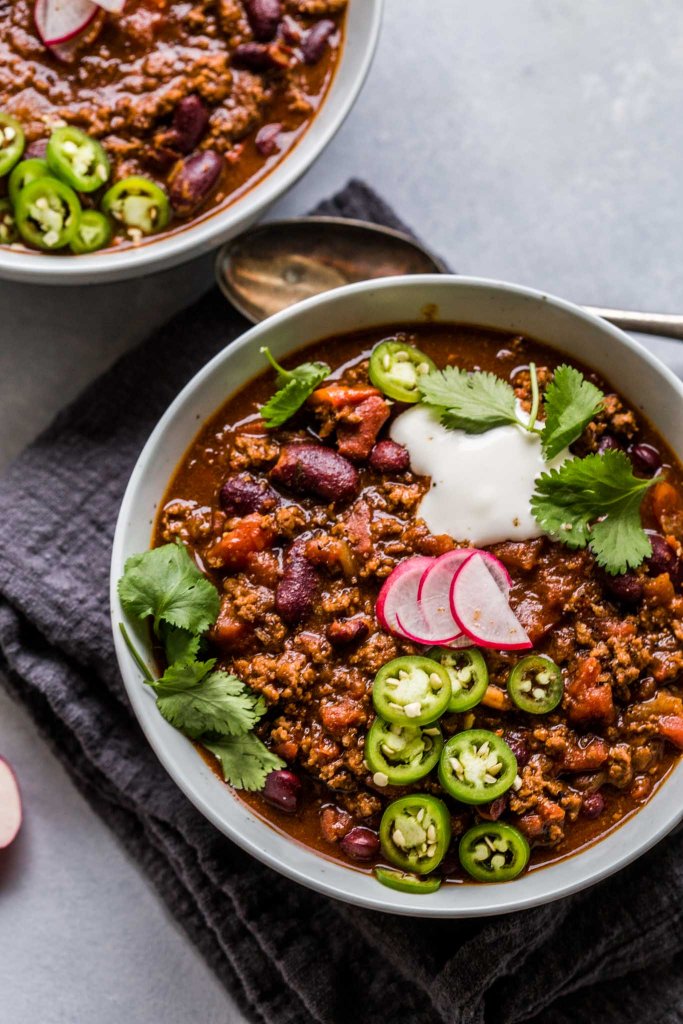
[0,1,382,285]
[111,275,683,916]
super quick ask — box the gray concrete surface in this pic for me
[1,1,682,1019]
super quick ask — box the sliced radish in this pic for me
[476,550,512,597]
[416,549,470,643]
[35,0,98,46]
[93,0,126,12]
[0,758,22,850]
[450,552,532,650]
[376,556,434,640]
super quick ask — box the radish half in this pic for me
[93,0,126,12]
[450,552,532,650]
[35,0,99,46]
[416,549,470,643]
[376,556,434,641]
[0,758,22,850]
[476,550,512,596]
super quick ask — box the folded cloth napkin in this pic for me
[1,181,682,1024]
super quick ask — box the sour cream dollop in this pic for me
[389,405,568,546]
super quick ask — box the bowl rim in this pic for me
[110,273,683,917]
[0,0,384,285]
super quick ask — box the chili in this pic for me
[15,177,81,250]
[379,794,451,874]
[101,177,170,236]
[70,210,112,254]
[46,126,110,193]
[365,718,443,785]
[507,655,564,714]
[0,199,17,245]
[369,340,437,403]
[430,647,489,712]
[439,729,517,804]
[0,112,25,176]
[372,656,451,727]
[8,158,49,207]
[374,867,442,894]
[459,822,530,882]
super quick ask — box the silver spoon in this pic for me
[216,216,683,340]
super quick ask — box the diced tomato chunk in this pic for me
[209,604,250,651]
[650,481,683,539]
[658,715,683,750]
[336,395,390,462]
[559,737,610,771]
[205,514,274,570]
[566,657,615,725]
[320,698,366,735]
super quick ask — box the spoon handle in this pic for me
[584,306,683,341]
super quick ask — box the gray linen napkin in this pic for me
[1,181,682,1024]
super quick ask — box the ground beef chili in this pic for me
[154,323,683,884]
[0,0,346,251]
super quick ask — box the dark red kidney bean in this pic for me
[263,769,302,813]
[172,94,209,154]
[369,439,410,474]
[646,532,679,576]
[255,122,282,156]
[169,150,224,216]
[581,792,605,819]
[271,444,360,503]
[219,473,278,515]
[602,570,643,605]
[276,550,318,623]
[25,138,48,159]
[476,795,507,821]
[244,0,281,41]
[503,730,530,767]
[629,442,662,476]
[327,615,370,647]
[232,41,284,71]
[597,433,620,453]
[339,826,380,862]
[301,19,335,64]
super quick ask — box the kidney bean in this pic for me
[339,827,380,862]
[169,150,224,216]
[219,473,278,516]
[232,41,286,71]
[263,769,302,813]
[503,730,530,767]
[25,138,48,159]
[646,531,681,582]
[581,792,605,819]
[602,570,643,605]
[255,122,282,156]
[276,549,318,623]
[244,0,281,41]
[271,444,360,503]
[476,795,507,821]
[327,616,370,647]
[301,19,335,64]
[597,433,620,454]
[629,442,662,476]
[369,439,410,474]
[172,94,209,154]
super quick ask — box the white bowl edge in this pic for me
[111,274,683,917]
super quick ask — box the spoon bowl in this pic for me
[216,216,447,323]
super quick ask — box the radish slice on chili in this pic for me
[450,552,532,650]
[34,0,99,45]
[0,757,22,850]
[416,549,470,643]
[475,550,512,596]
[92,0,126,12]
[376,556,434,640]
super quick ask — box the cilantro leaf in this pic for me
[153,666,266,740]
[531,450,655,573]
[204,732,284,790]
[541,365,604,460]
[161,624,201,665]
[260,347,330,428]
[118,543,219,636]
[418,366,519,433]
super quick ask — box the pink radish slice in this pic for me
[0,758,22,849]
[376,556,434,640]
[450,552,532,650]
[417,549,471,643]
[476,550,511,596]
[35,0,98,46]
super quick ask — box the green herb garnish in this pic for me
[541,364,604,460]
[260,347,330,428]
[418,365,520,434]
[118,542,281,790]
[530,449,655,574]
[204,732,284,792]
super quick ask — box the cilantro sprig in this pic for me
[118,542,283,789]
[530,449,655,574]
[417,361,605,459]
[259,347,330,428]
